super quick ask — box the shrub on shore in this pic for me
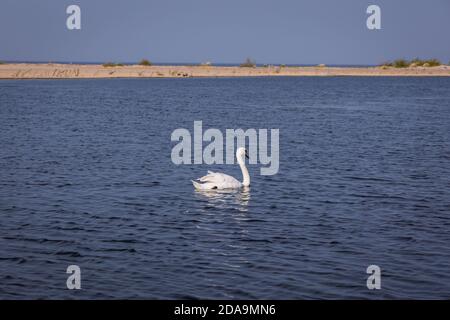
[381,58,441,68]
[240,58,256,68]
[393,59,409,68]
[0,61,5,64]
[426,59,441,67]
[410,58,425,67]
[138,59,152,66]
[102,62,124,67]
[410,58,440,67]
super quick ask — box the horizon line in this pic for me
[1,60,381,67]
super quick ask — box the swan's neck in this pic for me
[238,158,250,187]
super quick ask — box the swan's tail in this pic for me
[191,180,205,190]
[192,180,216,190]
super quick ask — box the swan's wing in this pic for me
[198,171,240,185]
[193,171,241,190]
[197,170,217,182]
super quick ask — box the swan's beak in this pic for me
[245,150,249,159]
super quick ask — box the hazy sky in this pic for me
[1,0,449,65]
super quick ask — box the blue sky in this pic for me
[1,0,449,65]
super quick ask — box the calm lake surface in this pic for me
[1,77,450,299]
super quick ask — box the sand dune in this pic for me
[1,63,449,79]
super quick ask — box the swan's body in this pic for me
[192,147,250,190]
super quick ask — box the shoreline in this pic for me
[1,63,450,79]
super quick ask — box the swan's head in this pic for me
[236,147,249,161]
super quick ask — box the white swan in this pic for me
[192,147,250,190]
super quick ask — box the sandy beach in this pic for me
[1,63,450,79]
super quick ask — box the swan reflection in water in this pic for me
[194,187,250,212]
[193,187,252,270]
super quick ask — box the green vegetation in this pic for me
[425,59,441,67]
[102,62,124,67]
[240,58,256,68]
[138,59,152,66]
[409,58,441,67]
[410,58,424,66]
[0,61,5,64]
[393,59,409,68]
[381,58,441,68]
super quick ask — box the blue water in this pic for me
[1,77,450,299]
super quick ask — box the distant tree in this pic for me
[138,59,152,66]
[240,58,256,68]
